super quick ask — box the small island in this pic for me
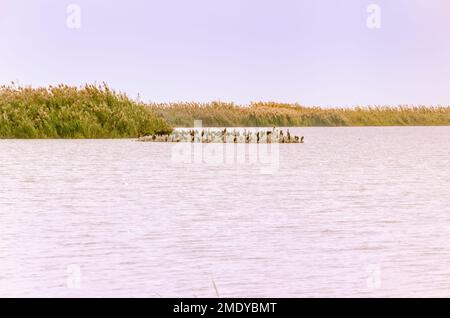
[138,128,305,144]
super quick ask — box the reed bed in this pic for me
[1,83,449,139]
[150,102,450,127]
[0,84,172,138]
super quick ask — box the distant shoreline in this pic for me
[150,102,450,128]
[1,84,449,138]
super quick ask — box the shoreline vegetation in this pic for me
[0,84,172,138]
[1,84,449,139]
[150,102,450,128]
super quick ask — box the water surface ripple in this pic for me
[1,127,449,297]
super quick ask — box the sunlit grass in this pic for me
[1,83,448,139]
[0,84,172,138]
[150,102,450,127]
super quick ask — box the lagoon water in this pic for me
[1,127,450,297]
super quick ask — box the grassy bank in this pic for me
[1,84,449,139]
[150,102,450,127]
[0,84,172,138]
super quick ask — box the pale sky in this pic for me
[0,0,449,106]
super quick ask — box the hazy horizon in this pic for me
[1,0,449,107]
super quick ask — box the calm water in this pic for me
[1,127,450,298]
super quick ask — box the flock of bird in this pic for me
[139,128,304,144]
